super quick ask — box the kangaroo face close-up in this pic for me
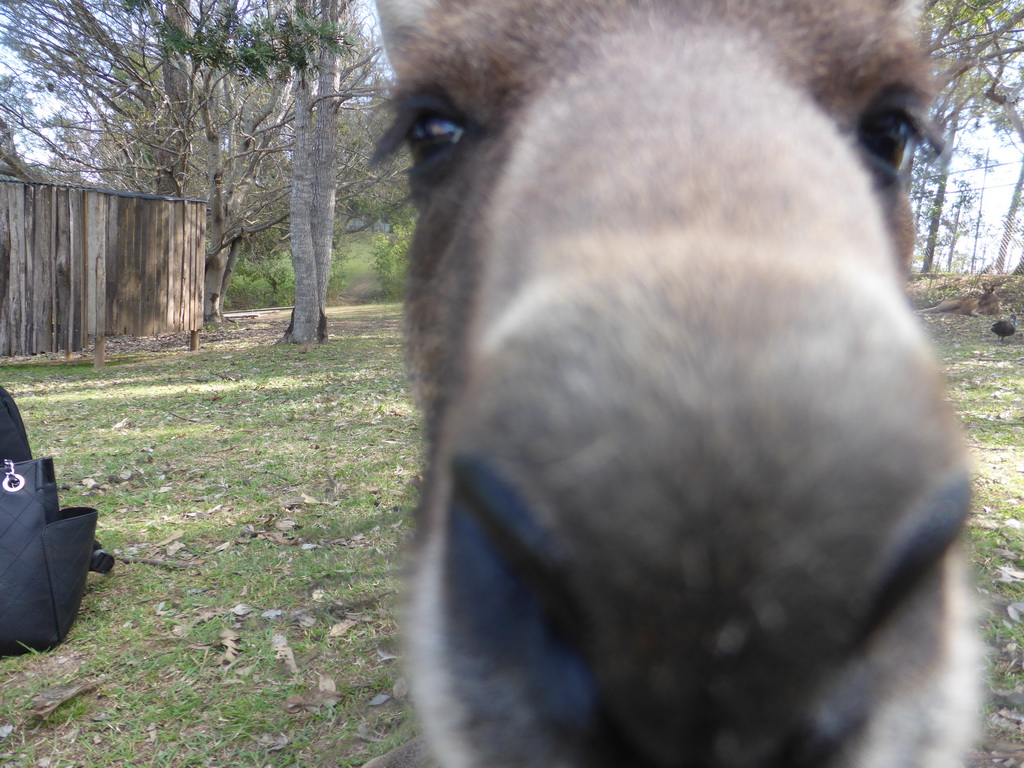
[373,2,979,767]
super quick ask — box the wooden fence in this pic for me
[0,180,206,358]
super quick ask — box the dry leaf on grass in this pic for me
[328,619,357,637]
[220,628,242,664]
[259,531,297,546]
[271,634,301,674]
[283,493,322,507]
[319,674,337,693]
[284,675,341,714]
[28,682,99,719]
[154,531,184,547]
[254,733,290,752]
[165,541,186,558]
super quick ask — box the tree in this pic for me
[914,0,1024,273]
[282,0,376,344]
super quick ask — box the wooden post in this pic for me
[190,329,200,351]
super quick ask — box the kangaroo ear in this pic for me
[375,0,436,62]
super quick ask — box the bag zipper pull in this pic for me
[2,460,25,493]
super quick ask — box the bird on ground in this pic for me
[991,314,1017,342]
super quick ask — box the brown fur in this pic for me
[372,1,978,767]
[919,284,1000,316]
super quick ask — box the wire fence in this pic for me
[912,153,1024,275]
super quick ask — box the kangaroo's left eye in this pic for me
[858,110,919,178]
[373,95,472,180]
[408,114,465,167]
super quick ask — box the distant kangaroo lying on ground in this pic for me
[919,284,1000,316]
[367,1,979,767]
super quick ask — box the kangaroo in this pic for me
[369,1,979,767]
[919,284,1000,316]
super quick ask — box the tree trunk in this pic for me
[205,237,244,320]
[944,198,963,272]
[920,174,948,274]
[285,71,320,342]
[205,249,227,322]
[155,0,191,197]
[283,0,344,344]
[920,109,962,274]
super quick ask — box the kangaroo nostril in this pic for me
[447,456,600,732]
[860,472,972,645]
[450,455,581,635]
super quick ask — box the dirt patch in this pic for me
[338,271,382,304]
[2,305,403,365]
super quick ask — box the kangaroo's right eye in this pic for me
[408,114,465,167]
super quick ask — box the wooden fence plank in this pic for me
[70,189,87,350]
[0,187,10,356]
[114,196,134,335]
[167,201,181,330]
[182,202,194,332]
[7,185,27,355]
[153,200,169,335]
[189,201,205,332]
[184,202,193,331]
[31,185,54,353]
[102,195,117,338]
[22,185,36,352]
[54,187,71,352]
[136,198,149,336]
[146,200,163,336]
[0,186,10,356]
[86,192,107,365]
[198,203,206,331]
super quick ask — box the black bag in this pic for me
[0,458,98,655]
[0,386,113,655]
[0,385,112,576]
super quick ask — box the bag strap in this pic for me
[91,541,114,574]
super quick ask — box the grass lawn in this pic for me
[0,305,418,768]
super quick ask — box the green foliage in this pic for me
[125,0,350,78]
[370,221,414,302]
[226,252,296,310]
[225,235,353,311]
